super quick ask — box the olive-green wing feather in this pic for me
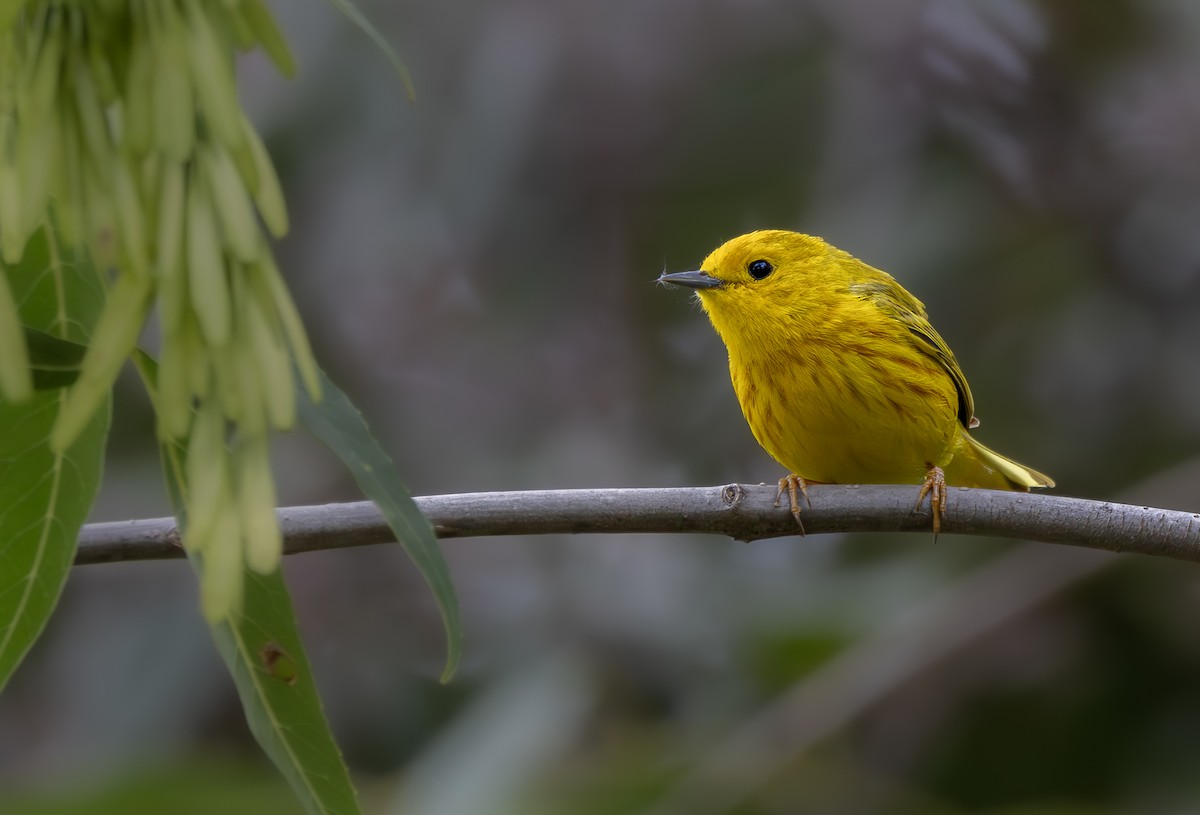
[849,273,977,430]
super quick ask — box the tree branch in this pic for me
[75,485,1200,566]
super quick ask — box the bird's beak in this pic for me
[657,270,723,289]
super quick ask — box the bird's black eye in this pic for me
[747,259,774,280]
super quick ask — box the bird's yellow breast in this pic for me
[717,292,962,485]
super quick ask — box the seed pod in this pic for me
[237,0,296,78]
[15,102,56,237]
[240,116,287,237]
[223,5,257,51]
[0,114,25,263]
[200,143,259,263]
[245,289,294,430]
[184,166,231,346]
[51,101,83,246]
[254,253,320,400]
[111,155,150,280]
[229,283,266,435]
[184,397,228,549]
[23,11,63,129]
[0,270,32,402]
[155,159,186,328]
[182,313,210,401]
[121,27,153,155]
[182,0,243,151]
[236,434,281,574]
[70,55,112,181]
[50,271,154,450]
[199,500,243,622]
[211,340,244,423]
[156,330,192,440]
[152,6,195,162]
[81,159,118,269]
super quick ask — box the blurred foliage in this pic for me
[5,0,1200,812]
[0,759,297,815]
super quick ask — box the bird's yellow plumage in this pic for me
[660,230,1053,530]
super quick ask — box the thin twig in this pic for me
[75,485,1200,565]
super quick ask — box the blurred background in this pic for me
[6,0,1200,812]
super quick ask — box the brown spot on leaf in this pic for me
[259,642,299,685]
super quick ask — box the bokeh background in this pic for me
[6,0,1200,812]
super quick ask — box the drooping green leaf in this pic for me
[297,366,461,683]
[0,228,108,690]
[138,352,362,815]
[324,0,416,102]
[208,571,361,815]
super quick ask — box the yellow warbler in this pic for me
[659,230,1053,532]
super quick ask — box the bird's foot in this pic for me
[915,465,948,538]
[774,474,812,534]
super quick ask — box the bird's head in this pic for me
[658,230,844,347]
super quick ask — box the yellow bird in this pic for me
[659,230,1053,533]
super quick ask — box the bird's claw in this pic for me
[915,465,948,539]
[774,474,811,534]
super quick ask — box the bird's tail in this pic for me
[946,433,1055,492]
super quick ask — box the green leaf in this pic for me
[5,229,106,345]
[0,228,108,690]
[139,354,362,815]
[324,0,416,103]
[0,391,109,690]
[24,325,87,389]
[209,571,361,815]
[297,367,461,682]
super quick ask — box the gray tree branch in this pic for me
[75,484,1200,565]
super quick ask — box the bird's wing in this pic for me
[849,276,978,430]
